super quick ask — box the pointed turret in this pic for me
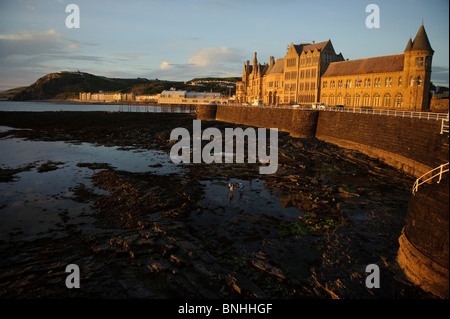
[404,37,413,52]
[411,23,434,52]
[253,52,258,68]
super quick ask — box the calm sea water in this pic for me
[0,101,194,113]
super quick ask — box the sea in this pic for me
[0,100,195,113]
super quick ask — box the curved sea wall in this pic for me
[315,111,448,178]
[196,104,449,298]
[198,105,448,178]
[397,177,449,299]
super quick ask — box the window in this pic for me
[287,58,297,67]
[355,94,360,107]
[409,76,414,86]
[417,76,422,86]
[384,77,392,87]
[330,81,335,88]
[398,77,402,87]
[311,69,316,78]
[365,78,371,87]
[311,82,315,90]
[322,94,327,104]
[345,94,351,106]
[329,94,335,105]
[346,80,352,88]
[394,93,403,108]
[383,94,391,108]
[415,57,424,67]
[323,81,327,89]
[338,80,343,88]
[374,78,381,87]
[373,94,380,107]
[363,94,370,107]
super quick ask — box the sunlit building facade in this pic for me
[236,24,434,111]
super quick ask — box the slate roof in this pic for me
[322,54,405,77]
[411,24,433,52]
[292,40,330,55]
[267,58,284,75]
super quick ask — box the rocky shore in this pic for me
[0,111,436,298]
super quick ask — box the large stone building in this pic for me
[236,24,434,111]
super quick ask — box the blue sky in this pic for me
[0,0,448,91]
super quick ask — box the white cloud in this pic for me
[160,61,172,70]
[188,47,243,67]
[151,47,244,80]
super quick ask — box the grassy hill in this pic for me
[7,72,240,101]
[11,72,152,101]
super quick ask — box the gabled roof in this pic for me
[267,58,284,75]
[292,40,330,55]
[322,54,405,77]
[302,41,329,53]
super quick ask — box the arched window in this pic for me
[363,94,371,107]
[329,94,335,105]
[409,76,414,86]
[383,93,391,108]
[417,76,422,86]
[322,94,327,104]
[373,94,380,107]
[354,94,360,107]
[336,94,342,105]
[346,80,352,88]
[345,94,351,106]
[394,93,403,108]
[398,77,403,87]
[385,77,392,87]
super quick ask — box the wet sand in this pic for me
[0,111,436,299]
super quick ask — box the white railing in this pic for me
[441,117,449,134]
[224,104,448,121]
[412,162,449,194]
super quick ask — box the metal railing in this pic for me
[441,117,449,134]
[224,103,448,121]
[412,162,449,194]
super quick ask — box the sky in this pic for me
[0,0,448,91]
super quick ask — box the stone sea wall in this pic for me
[200,104,448,177]
[197,104,449,298]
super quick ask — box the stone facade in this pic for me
[237,24,434,111]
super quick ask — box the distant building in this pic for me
[237,23,434,111]
[158,90,227,105]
